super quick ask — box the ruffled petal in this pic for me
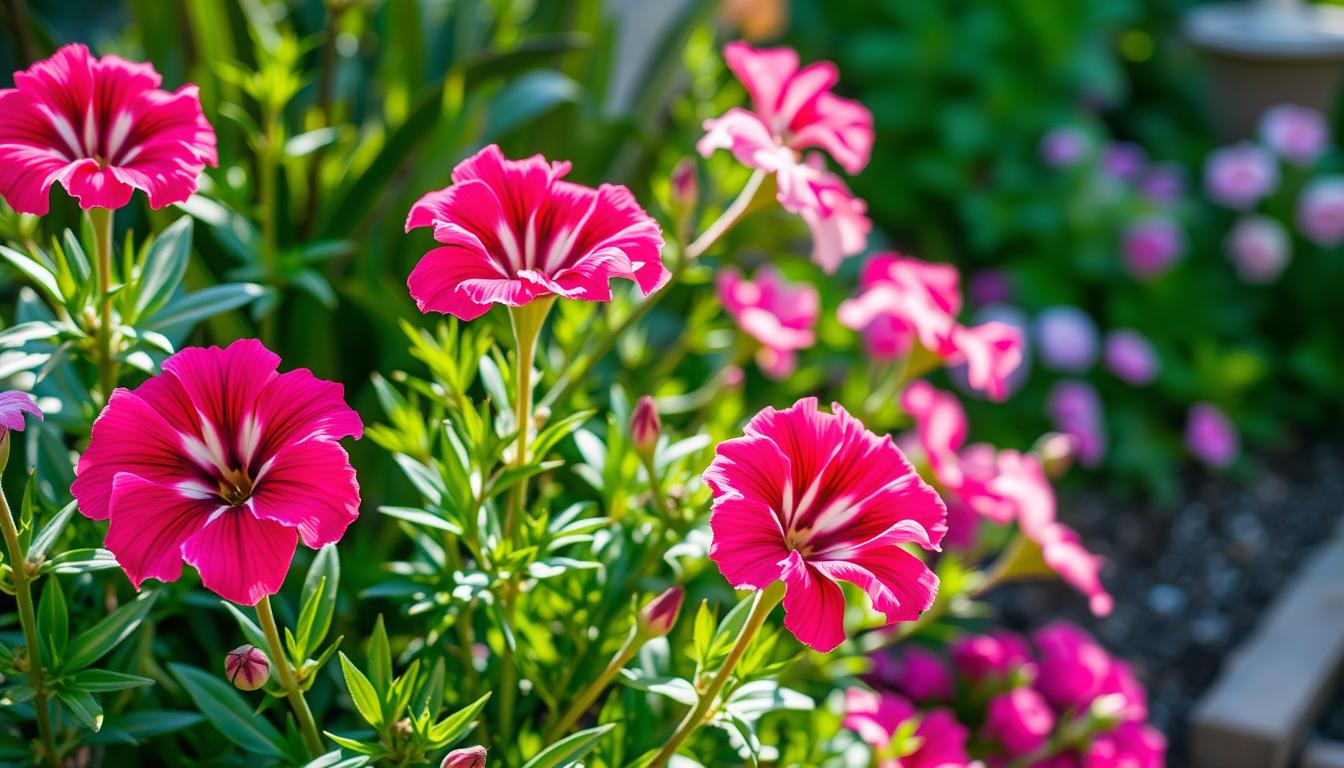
[162,339,280,447]
[251,439,360,549]
[779,550,847,652]
[703,427,792,512]
[248,367,363,467]
[812,546,939,626]
[790,91,874,174]
[708,496,789,590]
[104,473,216,588]
[697,108,793,173]
[182,507,297,606]
[723,42,801,125]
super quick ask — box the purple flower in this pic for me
[1101,142,1146,182]
[1298,176,1344,247]
[1048,380,1106,467]
[1034,307,1100,373]
[1260,104,1328,167]
[1122,216,1185,280]
[1104,329,1158,385]
[1186,403,1239,468]
[1139,162,1186,203]
[1225,215,1291,284]
[1041,126,1091,168]
[1205,143,1279,210]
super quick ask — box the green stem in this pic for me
[684,169,766,261]
[647,581,785,768]
[546,627,641,741]
[0,482,59,767]
[504,297,555,542]
[255,596,324,758]
[90,207,117,403]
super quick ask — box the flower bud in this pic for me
[630,395,660,460]
[225,645,270,691]
[669,159,698,214]
[637,586,684,638]
[441,745,487,768]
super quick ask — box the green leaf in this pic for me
[222,601,269,650]
[37,575,68,668]
[63,669,155,693]
[89,710,203,742]
[297,545,340,659]
[55,688,103,732]
[28,501,78,560]
[426,691,489,749]
[0,320,64,347]
[366,616,392,700]
[170,663,288,757]
[338,652,383,728]
[521,723,615,768]
[483,70,583,141]
[709,593,755,661]
[378,506,461,533]
[134,216,193,319]
[0,244,62,304]
[301,750,372,768]
[65,591,156,671]
[144,283,265,331]
[691,600,714,664]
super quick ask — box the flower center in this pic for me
[784,527,814,557]
[217,467,254,507]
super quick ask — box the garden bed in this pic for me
[990,442,1344,767]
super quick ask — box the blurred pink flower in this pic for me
[1032,622,1116,713]
[950,630,1033,683]
[1083,722,1166,768]
[1185,403,1239,469]
[948,322,1024,402]
[717,266,820,379]
[405,145,667,320]
[1040,126,1090,168]
[843,689,972,768]
[902,380,969,488]
[840,252,963,360]
[1047,380,1106,467]
[1034,523,1114,616]
[1297,176,1344,247]
[0,43,217,214]
[1260,104,1328,167]
[1103,329,1158,386]
[1225,215,1291,284]
[790,157,873,272]
[985,688,1055,757]
[1204,143,1278,210]
[704,398,946,652]
[1121,217,1185,280]
[1035,306,1099,373]
[72,339,363,605]
[875,646,954,702]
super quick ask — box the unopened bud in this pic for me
[1033,432,1078,479]
[441,745,487,768]
[670,159,698,213]
[225,645,270,691]
[630,396,661,460]
[637,586,685,638]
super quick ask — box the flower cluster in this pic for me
[847,623,1165,767]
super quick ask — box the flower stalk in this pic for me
[89,206,117,403]
[0,482,59,767]
[647,580,785,768]
[255,595,324,758]
[546,627,641,741]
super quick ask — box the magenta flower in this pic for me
[405,145,667,320]
[1297,176,1344,247]
[948,322,1024,402]
[1103,329,1159,386]
[704,398,947,652]
[1121,216,1185,280]
[699,43,874,271]
[1225,215,1291,284]
[72,339,363,606]
[1032,622,1116,713]
[985,688,1055,757]
[900,380,967,488]
[1260,104,1328,167]
[1084,722,1166,768]
[871,646,954,703]
[1040,126,1090,168]
[1034,306,1100,373]
[717,267,820,379]
[1204,143,1278,210]
[950,631,1033,684]
[0,44,216,214]
[840,253,963,360]
[843,689,971,768]
[1047,380,1106,467]
[1185,402,1239,469]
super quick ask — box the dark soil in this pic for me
[988,443,1344,768]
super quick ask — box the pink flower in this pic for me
[1103,329,1158,386]
[717,267,820,379]
[699,43,874,271]
[1121,217,1184,280]
[950,631,1033,683]
[0,43,217,214]
[843,689,972,768]
[1297,176,1344,247]
[1204,143,1278,210]
[1225,215,1291,284]
[985,688,1055,757]
[873,646,954,702]
[72,339,363,606]
[901,380,968,488]
[1047,381,1106,467]
[1185,402,1238,469]
[405,145,667,320]
[704,398,947,652]
[1260,104,1328,167]
[840,253,963,360]
[1033,523,1114,616]
[1040,126,1090,168]
[948,322,1024,402]
[1032,622,1115,713]
[0,390,42,435]
[1034,307,1099,373]
[1083,722,1166,768]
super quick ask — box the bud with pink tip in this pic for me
[636,586,684,638]
[670,159,698,213]
[630,395,661,460]
[441,746,487,768]
[224,645,270,691]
